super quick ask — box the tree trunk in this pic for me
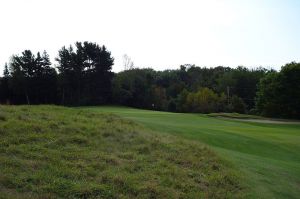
[62,88,65,105]
[25,92,30,105]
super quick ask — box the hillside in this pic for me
[0,105,244,198]
[85,106,300,199]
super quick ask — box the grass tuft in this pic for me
[0,113,7,121]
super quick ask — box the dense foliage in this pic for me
[256,62,300,119]
[112,66,264,114]
[0,41,299,118]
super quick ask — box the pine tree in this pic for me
[0,63,11,103]
[56,42,114,105]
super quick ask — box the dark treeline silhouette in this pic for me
[56,42,114,105]
[4,50,57,105]
[0,42,113,106]
[0,41,299,119]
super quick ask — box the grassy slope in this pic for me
[85,106,300,199]
[0,105,244,199]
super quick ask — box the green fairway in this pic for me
[84,106,300,199]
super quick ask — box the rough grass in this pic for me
[0,105,244,199]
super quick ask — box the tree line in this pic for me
[0,42,113,106]
[0,41,299,119]
[112,65,266,114]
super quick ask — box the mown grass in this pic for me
[86,106,300,199]
[0,105,245,199]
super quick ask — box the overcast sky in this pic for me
[0,0,299,72]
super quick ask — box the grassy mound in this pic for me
[0,105,244,198]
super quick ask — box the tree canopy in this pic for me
[256,62,300,119]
